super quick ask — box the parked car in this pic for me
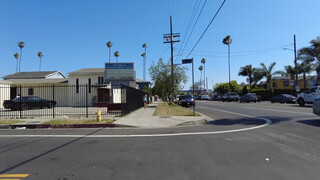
[240,94,258,103]
[3,96,56,110]
[248,93,261,102]
[178,95,195,107]
[297,86,320,106]
[200,95,210,100]
[211,94,222,101]
[222,92,240,102]
[270,94,297,104]
[313,96,320,116]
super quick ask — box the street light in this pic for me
[282,34,299,92]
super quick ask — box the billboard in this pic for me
[104,63,136,81]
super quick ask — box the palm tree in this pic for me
[298,37,320,84]
[282,65,296,80]
[13,53,19,73]
[223,35,232,86]
[201,58,206,93]
[114,51,119,62]
[298,61,313,89]
[18,41,25,72]
[199,66,203,95]
[142,43,147,80]
[258,62,281,89]
[238,65,255,92]
[107,41,112,63]
[37,51,43,71]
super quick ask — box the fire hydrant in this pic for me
[96,110,101,122]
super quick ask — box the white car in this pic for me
[313,96,320,116]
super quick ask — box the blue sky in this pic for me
[1,0,319,90]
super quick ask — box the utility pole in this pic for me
[163,16,180,101]
[294,34,299,92]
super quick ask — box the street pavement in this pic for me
[0,101,319,180]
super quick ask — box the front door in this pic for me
[98,88,110,102]
[10,87,17,100]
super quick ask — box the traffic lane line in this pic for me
[242,106,315,116]
[0,174,29,178]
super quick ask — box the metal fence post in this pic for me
[53,85,55,118]
[86,84,88,118]
[19,85,22,119]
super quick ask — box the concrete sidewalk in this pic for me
[115,101,207,128]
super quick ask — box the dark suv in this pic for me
[178,95,195,107]
[222,92,240,102]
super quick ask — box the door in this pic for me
[98,88,110,102]
[10,87,17,100]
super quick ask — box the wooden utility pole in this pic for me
[163,16,180,101]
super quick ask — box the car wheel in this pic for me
[21,104,28,111]
[271,100,274,103]
[298,98,305,107]
[48,102,53,108]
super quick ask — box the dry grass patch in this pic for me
[44,119,115,125]
[0,120,25,125]
[153,102,200,116]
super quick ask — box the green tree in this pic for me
[223,35,232,86]
[114,51,119,62]
[238,65,255,92]
[258,62,281,89]
[214,81,242,95]
[37,51,43,71]
[149,58,188,102]
[13,53,19,73]
[18,41,25,72]
[107,41,112,63]
[298,61,313,89]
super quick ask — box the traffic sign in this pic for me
[182,59,193,64]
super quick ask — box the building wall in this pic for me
[68,74,106,106]
[0,84,10,108]
[270,79,311,90]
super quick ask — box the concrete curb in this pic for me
[10,123,116,129]
[0,125,10,129]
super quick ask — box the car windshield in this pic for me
[180,95,193,99]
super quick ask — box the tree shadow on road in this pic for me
[206,116,296,126]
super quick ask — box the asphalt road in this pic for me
[0,101,319,180]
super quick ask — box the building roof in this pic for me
[136,79,150,83]
[68,68,105,76]
[0,79,68,85]
[2,71,65,80]
[272,75,315,81]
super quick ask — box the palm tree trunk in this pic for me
[16,60,18,73]
[19,48,22,72]
[39,57,41,71]
[228,44,231,85]
[200,72,202,95]
[109,47,111,63]
[204,64,206,94]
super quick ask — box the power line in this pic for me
[177,0,207,63]
[185,0,227,59]
[174,43,293,56]
[175,0,202,63]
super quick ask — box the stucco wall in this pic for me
[0,84,10,108]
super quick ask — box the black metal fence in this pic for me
[0,84,146,119]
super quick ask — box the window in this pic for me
[88,78,91,93]
[98,76,104,84]
[28,88,34,95]
[76,78,79,93]
[273,82,277,87]
[283,81,289,87]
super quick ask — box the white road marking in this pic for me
[0,119,270,138]
[0,107,272,138]
[242,106,314,116]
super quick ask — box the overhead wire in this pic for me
[185,0,227,59]
[174,0,202,62]
[177,0,207,63]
